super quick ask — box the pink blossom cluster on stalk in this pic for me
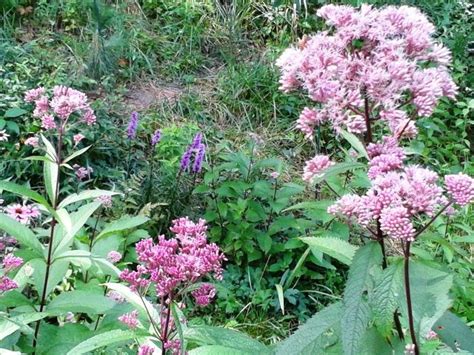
[327,139,474,241]
[0,254,23,293]
[24,86,96,131]
[276,4,457,140]
[119,217,225,353]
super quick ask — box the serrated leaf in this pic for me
[185,326,270,354]
[398,261,453,343]
[341,242,382,355]
[275,302,343,355]
[370,259,404,336]
[66,329,138,354]
[300,237,358,266]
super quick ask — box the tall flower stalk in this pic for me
[126,111,139,178]
[23,86,98,352]
[276,4,473,353]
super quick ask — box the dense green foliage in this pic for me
[0,0,472,353]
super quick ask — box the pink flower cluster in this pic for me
[118,310,139,329]
[5,203,41,225]
[192,283,216,307]
[329,140,474,241]
[106,251,122,263]
[120,217,225,297]
[276,4,457,138]
[302,155,334,182]
[73,164,93,180]
[0,254,23,293]
[24,85,96,131]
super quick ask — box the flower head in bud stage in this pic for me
[106,251,122,263]
[95,195,113,208]
[118,310,139,329]
[73,164,93,181]
[2,254,23,273]
[138,345,156,355]
[73,134,85,146]
[0,276,18,293]
[277,4,457,138]
[302,155,334,182]
[444,173,474,206]
[270,171,280,179]
[192,283,216,307]
[24,136,39,147]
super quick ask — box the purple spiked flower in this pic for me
[127,112,139,140]
[180,146,193,172]
[151,129,162,146]
[192,144,206,173]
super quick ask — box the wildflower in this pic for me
[164,340,181,354]
[180,133,206,173]
[65,312,76,323]
[24,136,39,147]
[276,4,457,137]
[33,96,49,118]
[151,129,161,146]
[106,290,126,303]
[0,130,10,142]
[2,254,23,273]
[444,173,474,206]
[138,345,156,355]
[73,164,93,181]
[5,203,41,224]
[106,251,122,264]
[380,206,416,241]
[95,195,113,208]
[127,111,139,140]
[302,155,334,182]
[0,276,18,292]
[73,134,85,146]
[24,87,45,102]
[118,310,139,329]
[192,283,216,307]
[425,330,438,340]
[270,171,280,179]
[192,143,206,173]
[41,114,56,130]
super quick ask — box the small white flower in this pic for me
[0,130,10,142]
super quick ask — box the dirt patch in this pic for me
[124,80,184,111]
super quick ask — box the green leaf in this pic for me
[300,237,358,266]
[370,259,404,337]
[104,283,160,322]
[171,302,188,355]
[29,258,70,298]
[0,313,48,340]
[36,323,92,355]
[339,130,369,159]
[44,160,59,206]
[433,311,474,353]
[398,261,453,343]
[0,181,51,210]
[275,284,285,315]
[188,345,250,355]
[275,303,343,355]
[0,214,44,257]
[341,242,382,355]
[257,233,272,254]
[53,201,102,256]
[66,329,138,355]
[4,108,27,118]
[62,145,92,164]
[185,326,270,354]
[40,134,57,162]
[94,215,149,242]
[58,190,120,209]
[47,290,116,315]
[312,162,365,185]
